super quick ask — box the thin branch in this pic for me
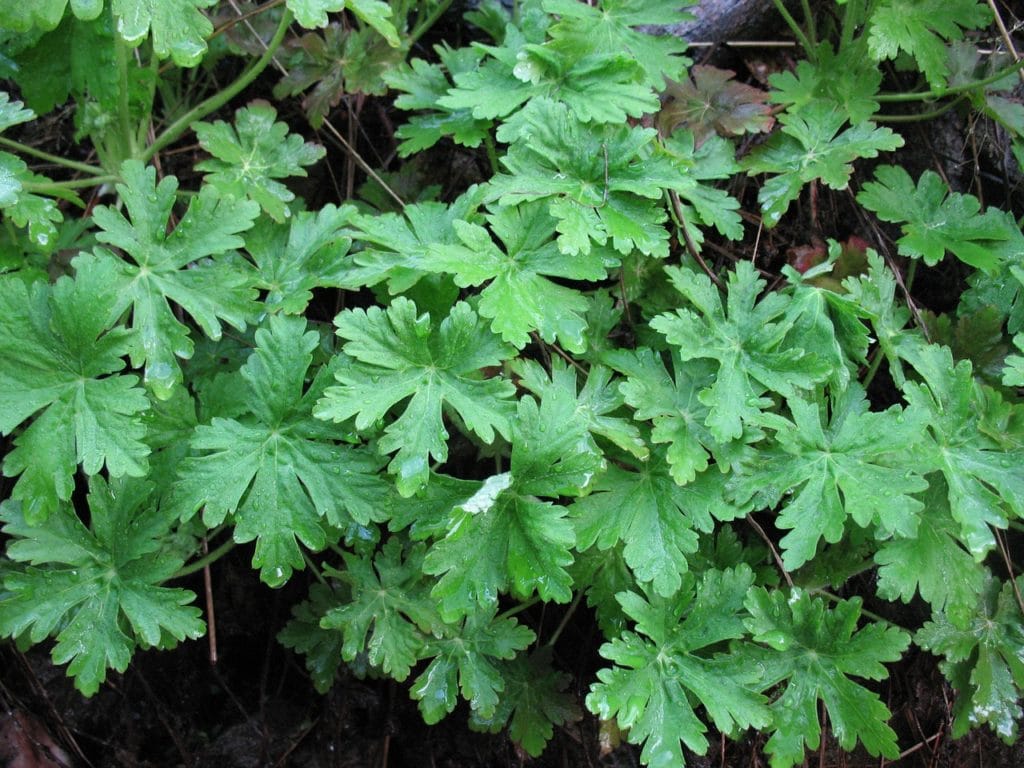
[746,514,793,588]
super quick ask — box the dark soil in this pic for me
[4,4,1024,768]
[3,547,1024,768]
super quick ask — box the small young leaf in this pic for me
[469,648,580,757]
[196,103,326,223]
[917,575,1024,740]
[410,607,535,723]
[587,567,771,768]
[321,539,439,681]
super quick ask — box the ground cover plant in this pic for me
[1,0,1024,765]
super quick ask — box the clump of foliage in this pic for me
[2,0,1024,765]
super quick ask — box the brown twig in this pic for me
[746,514,793,588]
[202,537,219,665]
[986,0,1024,84]
[668,190,724,288]
[994,528,1024,618]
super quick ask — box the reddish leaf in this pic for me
[659,65,774,145]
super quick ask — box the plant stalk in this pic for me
[0,137,106,176]
[143,8,294,162]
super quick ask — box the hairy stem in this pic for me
[876,59,1024,102]
[144,8,294,162]
[173,536,238,579]
[0,137,106,176]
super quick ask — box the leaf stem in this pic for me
[875,59,1024,102]
[0,137,107,176]
[546,588,587,647]
[143,8,294,162]
[772,0,814,58]
[812,588,908,631]
[860,347,884,390]
[174,536,238,579]
[799,0,817,49]
[408,0,453,47]
[302,550,329,586]
[497,596,542,621]
[483,132,500,176]
[874,97,965,123]
[25,175,120,192]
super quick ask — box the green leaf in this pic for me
[0,262,150,523]
[572,457,700,598]
[586,567,771,768]
[110,0,216,66]
[858,165,1024,272]
[346,188,483,292]
[542,0,693,89]
[347,0,400,47]
[874,481,986,623]
[1005,334,1024,387]
[287,0,345,28]
[606,347,744,484]
[423,390,605,620]
[439,39,659,125]
[386,45,493,155]
[769,43,881,124]
[901,343,1024,558]
[0,91,34,131]
[195,103,326,223]
[0,152,64,249]
[658,130,744,241]
[0,477,204,696]
[729,385,929,570]
[425,202,616,352]
[840,251,924,386]
[410,606,535,723]
[745,588,910,766]
[743,103,903,226]
[514,356,647,459]
[651,262,831,442]
[88,160,260,399]
[314,298,517,496]
[782,268,872,390]
[278,582,347,693]
[867,0,990,87]
[246,204,356,314]
[168,314,389,587]
[321,539,439,681]
[0,0,67,31]
[917,575,1024,740]
[487,98,687,257]
[469,647,580,757]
